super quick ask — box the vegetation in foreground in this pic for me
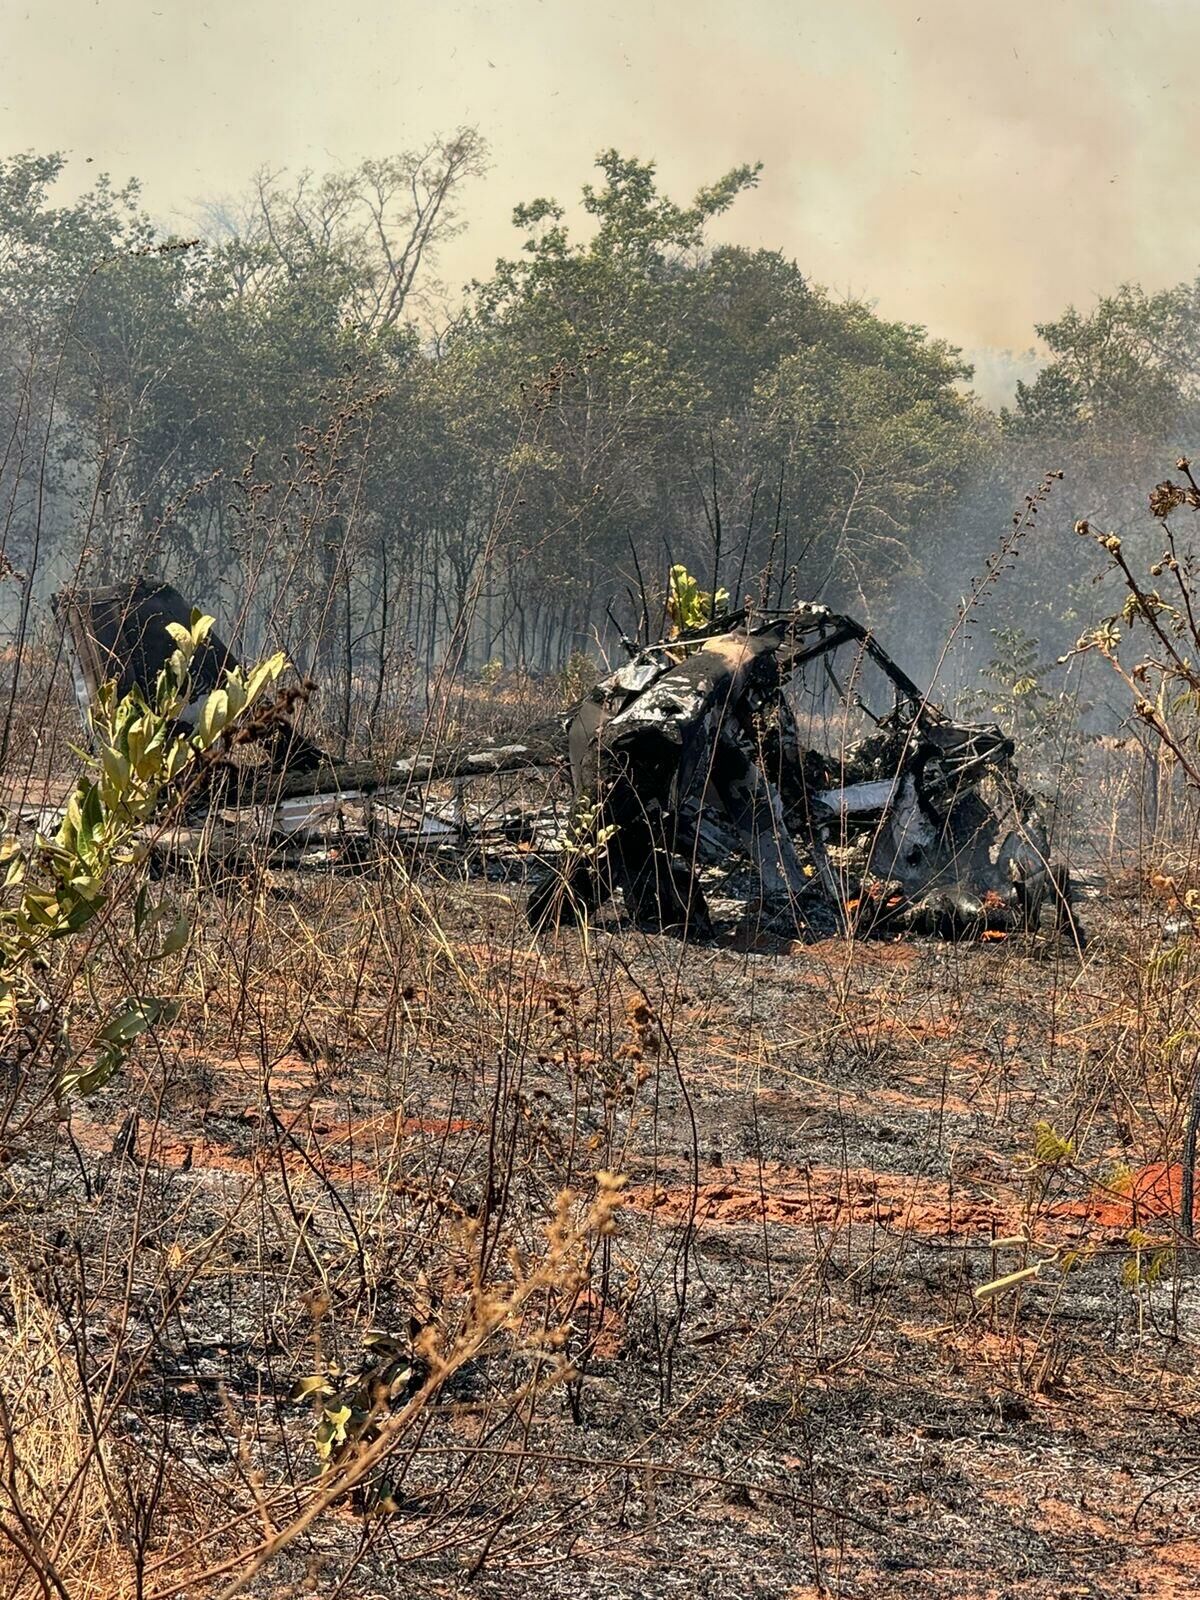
[2,121,1200,1599]
[0,462,1196,1597]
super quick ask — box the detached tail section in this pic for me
[51,577,569,802]
[52,578,326,772]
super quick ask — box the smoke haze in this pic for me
[3,0,1196,402]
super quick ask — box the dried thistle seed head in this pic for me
[1150,481,1188,519]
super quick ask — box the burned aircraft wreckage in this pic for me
[41,578,1079,945]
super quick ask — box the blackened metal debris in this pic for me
[49,580,1081,945]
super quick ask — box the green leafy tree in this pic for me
[1007,281,1200,443]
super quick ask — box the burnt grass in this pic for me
[4,856,1200,1599]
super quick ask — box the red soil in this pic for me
[624,1160,1019,1238]
[1055,1161,1191,1231]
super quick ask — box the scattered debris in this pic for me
[44,580,1082,944]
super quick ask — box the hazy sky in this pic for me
[3,0,1196,400]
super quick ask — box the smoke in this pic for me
[4,0,1198,376]
[654,0,1200,365]
[2,0,1190,714]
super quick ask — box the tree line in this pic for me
[0,133,1194,743]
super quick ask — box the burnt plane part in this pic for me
[51,581,1081,944]
[53,579,236,726]
[528,603,1081,946]
[530,616,836,937]
[49,578,574,869]
[53,579,326,773]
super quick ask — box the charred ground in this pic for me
[4,837,1198,1599]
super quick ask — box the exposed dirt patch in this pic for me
[1061,1161,1189,1230]
[626,1159,1021,1237]
[1116,1540,1200,1599]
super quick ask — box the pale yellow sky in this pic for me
[3,0,1196,397]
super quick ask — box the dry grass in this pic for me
[2,481,1200,1594]
[0,744,1196,1598]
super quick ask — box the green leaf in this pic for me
[223,675,247,718]
[18,891,62,929]
[60,1044,124,1098]
[289,1374,334,1401]
[1033,1121,1075,1166]
[362,1329,406,1355]
[99,745,131,791]
[164,737,192,783]
[99,996,180,1045]
[78,781,103,851]
[189,612,215,647]
[245,652,288,704]
[195,688,229,747]
[153,914,191,960]
[324,1404,353,1444]
[55,890,101,935]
